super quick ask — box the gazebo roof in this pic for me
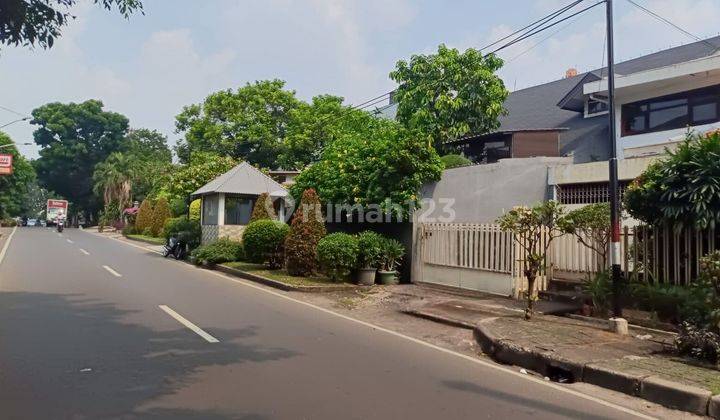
[191,161,289,198]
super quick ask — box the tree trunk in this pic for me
[524,270,537,320]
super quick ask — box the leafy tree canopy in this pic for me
[0,0,143,50]
[390,44,508,150]
[164,152,237,202]
[175,80,301,167]
[31,100,130,216]
[624,131,720,229]
[0,132,35,218]
[290,115,443,219]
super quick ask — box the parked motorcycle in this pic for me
[163,236,186,260]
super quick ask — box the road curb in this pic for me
[123,235,165,246]
[214,264,362,293]
[473,321,716,416]
[640,376,712,416]
[401,308,476,330]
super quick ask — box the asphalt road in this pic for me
[0,227,654,419]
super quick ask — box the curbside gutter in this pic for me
[474,321,717,417]
[215,264,361,293]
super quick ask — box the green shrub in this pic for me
[440,154,472,169]
[317,233,359,281]
[285,189,326,276]
[379,238,405,271]
[142,227,153,237]
[357,231,383,268]
[1,218,18,227]
[163,216,201,250]
[676,322,720,365]
[191,238,244,266]
[250,192,276,222]
[242,219,290,268]
[169,197,188,217]
[135,199,153,233]
[583,271,612,316]
[122,224,137,235]
[189,199,201,221]
[624,131,720,228]
[150,197,171,237]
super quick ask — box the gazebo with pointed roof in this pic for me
[191,162,289,244]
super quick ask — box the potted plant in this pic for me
[355,231,383,285]
[377,238,404,285]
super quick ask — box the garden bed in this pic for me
[125,234,165,245]
[218,262,360,293]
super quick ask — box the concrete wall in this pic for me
[421,264,513,296]
[549,156,657,185]
[418,157,571,224]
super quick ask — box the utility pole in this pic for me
[605,0,623,318]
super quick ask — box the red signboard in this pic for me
[0,154,12,175]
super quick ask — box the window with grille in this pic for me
[556,181,630,205]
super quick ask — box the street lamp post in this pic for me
[0,117,30,130]
[0,143,32,150]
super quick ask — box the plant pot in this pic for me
[377,270,399,285]
[355,267,377,286]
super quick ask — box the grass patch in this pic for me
[223,261,344,287]
[126,234,165,245]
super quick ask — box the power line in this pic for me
[624,0,718,52]
[478,0,586,52]
[488,1,604,56]
[0,105,28,118]
[318,0,603,128]
[506,12,587,64]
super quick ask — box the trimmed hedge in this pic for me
[285,189,326,276]
[150,197,171,237]
[242,219,290,268]
[440,154,472,169]
[135,199,153,233]
[191,238,244,266]
[317,232,359,281]
[163,216,202,250]
[250,192,276,222]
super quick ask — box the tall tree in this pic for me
[123,128,172,200]
[0,0,143,50]
[31,100,130,218]
[164,152,237,203]
[93,152,135,214]
[0,132,35,218]
[174,80,301,167]
[390,44,508,150]
[279,95,347,170]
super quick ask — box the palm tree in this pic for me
[93,153,135,216]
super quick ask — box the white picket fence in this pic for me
[421,223,549,298]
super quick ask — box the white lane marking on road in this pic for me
[79,248,90,255]
[158,305,219,343]
[66,239,74,244]
[90,229,653,419]
[102,265,122,277]
[0,226,18,267]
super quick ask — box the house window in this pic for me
[586,96,608,116]
[621,84,720,136]
[556,181,630,205]
[225,196,254,225]
[202,195,218,225]
[481,140,511,163]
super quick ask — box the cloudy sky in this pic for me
[2,0,720,159]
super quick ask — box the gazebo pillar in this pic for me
[218,193,226,226]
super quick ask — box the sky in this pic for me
[2,0,720,160]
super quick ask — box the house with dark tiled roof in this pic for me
[380,36,720,165]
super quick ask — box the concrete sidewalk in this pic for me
[404,294,719,417]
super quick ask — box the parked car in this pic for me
[26,219,37,227]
